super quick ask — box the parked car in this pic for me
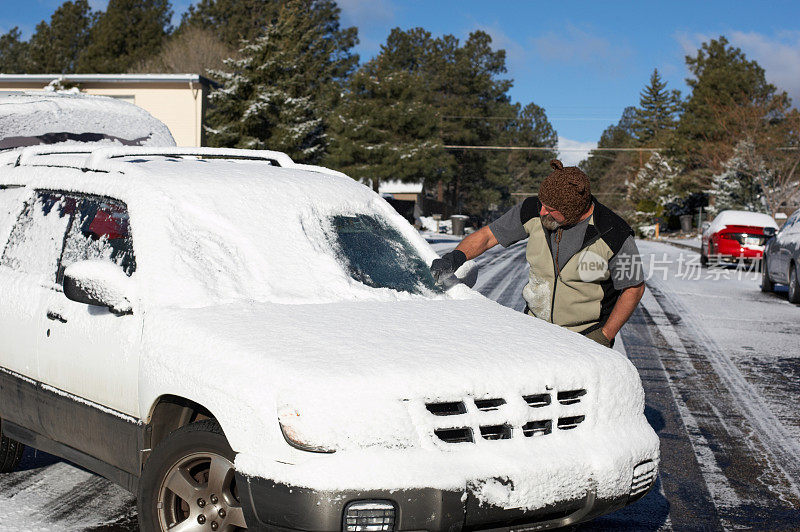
[0,91,175,150]
[761,207,800,303]
[0,146,659,531]
[700,210,778,265]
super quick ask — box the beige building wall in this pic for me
[0,76,208,147]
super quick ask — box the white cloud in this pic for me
[531,25,633,74]
[558,136,597,167]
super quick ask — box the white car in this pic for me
[0,146,659,531]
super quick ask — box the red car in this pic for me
[700,210,779,265]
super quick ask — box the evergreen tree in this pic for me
[373,27,517,214]
[503,102,558,195]
[626,152,680,218]
[181,0,281,46]
[205,0,357,163]
[0,28,30,73]
[710,140,769,213]
[28,0,94,74]
[78,0,172,73]
[677,36,781,169]
[327,58,451,191]
[579,106,639,213]
[633,69,681,143]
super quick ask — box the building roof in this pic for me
[0,73,213,85]
[378,180,423,195]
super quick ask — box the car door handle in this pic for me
[46,310,67,323]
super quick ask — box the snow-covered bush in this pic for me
[709,140,771,214]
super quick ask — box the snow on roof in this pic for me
[378,179,423,195]
[706,210,778,235]
[0,73,211,85]
[0,91,175,150]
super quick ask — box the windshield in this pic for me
[328,214,443,295]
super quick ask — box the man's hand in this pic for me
[430,250,467,282]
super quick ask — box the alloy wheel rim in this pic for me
[157,451,246,531]
[791,267,797,299]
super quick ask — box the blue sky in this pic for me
[4,0,800,163]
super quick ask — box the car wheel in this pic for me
[137,419,247,531]
[0,419,25,473]
[789,263,800,304]
[760,256,774,293]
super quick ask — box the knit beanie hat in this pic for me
[538,159,592,225]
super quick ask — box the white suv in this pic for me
[0,146,659,531]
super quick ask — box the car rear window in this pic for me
[721,232,768,246]
[328,214,442,295]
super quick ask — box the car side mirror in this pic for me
[763,227,776,238]
[63,260,133,315]
[701,221,710,232]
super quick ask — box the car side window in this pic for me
[58,195,136,283]
[0,191,74,281]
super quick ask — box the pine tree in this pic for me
[28,0,95,74]
[710,140,770,213]
[626,152,680,217]
[327,56,452,192]
[205,0,357,163]
[181,0,281,46]
[0,28,30,73]
[633,69,681,142]
[77,0,172,73]
[503,102,558,194]
[677,36,780,169]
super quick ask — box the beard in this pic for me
[541,213,562,230]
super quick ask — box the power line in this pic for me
[443,145,665,152]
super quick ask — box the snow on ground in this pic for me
[637,240,800,445]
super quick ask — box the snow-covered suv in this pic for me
[0,146,659,531]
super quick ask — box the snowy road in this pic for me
[2,236,799,530]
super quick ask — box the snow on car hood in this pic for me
[141,297,645,456]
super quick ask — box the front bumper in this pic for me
[233,418,659,531]
[234,473,648,531]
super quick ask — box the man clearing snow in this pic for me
[431,160,645,347]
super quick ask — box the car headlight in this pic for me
[278,408,336,453]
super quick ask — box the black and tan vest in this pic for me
[519,196,634,334]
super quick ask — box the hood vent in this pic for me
[480,424,513,440]
[522,420,552,437]
[557,389,586,405]
[523,393,551,407]
[423,388,588,446]
[434,427,473,443]
[557,416,585,430]
[426,401,466,416]
[474,398,506,411]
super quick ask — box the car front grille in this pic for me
[422,389,587,445]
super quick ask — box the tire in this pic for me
[761,256,774,293]
[137,419,247,532]
[789,262,800,304]
[0,419,25,473]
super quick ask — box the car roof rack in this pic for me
[82,146,295,172]
[8,145,96,167]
